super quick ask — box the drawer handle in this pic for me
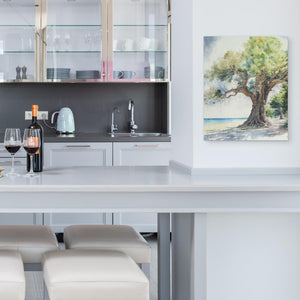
[66,145,91,148]
[134,144,160,148]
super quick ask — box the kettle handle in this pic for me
[51,111,59,124]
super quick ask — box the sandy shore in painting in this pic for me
[204,118,288,141]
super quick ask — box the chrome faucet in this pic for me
[111,106,120,136]
[128,99,138,134]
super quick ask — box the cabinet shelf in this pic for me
[2,51,35,54]
[48,25,101,27]
[113,50,167,53]
[47,51,101,54]
[113,25,167,27]
[0,25,34,27]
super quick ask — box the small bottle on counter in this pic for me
[27,105,44,172]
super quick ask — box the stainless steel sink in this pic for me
[108,132,165,137]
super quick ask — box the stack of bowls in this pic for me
[76,70,101,79]
[47,68,71,80]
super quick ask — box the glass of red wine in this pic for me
[4,128,22,176]
[23,129,40,178]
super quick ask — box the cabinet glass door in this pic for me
[0,0,37,82]
[45,0,104,82]
[110,0,169,82]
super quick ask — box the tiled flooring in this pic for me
[25,234,158,300]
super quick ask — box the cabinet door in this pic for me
[109,0,169,82]
[44,213,113,234]
[0,0,38,82]
[113,142,171,232]
[44,143,112,168]
[0,144,37,225]
[44,0,105,82]
[44,142,113,233]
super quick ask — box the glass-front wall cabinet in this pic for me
[0,0,37,82]
[0,0,170,83]
[45,0,104,81]
[111,0,169,81]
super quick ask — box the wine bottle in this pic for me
[27,105,44,172]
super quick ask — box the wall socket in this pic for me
[25,111,49,120]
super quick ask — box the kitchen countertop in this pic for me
[0,132,171,143]
[0,165,300,212]
[44,132,171,143]
[1,165,300,193]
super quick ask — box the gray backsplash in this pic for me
[0,83,168,135]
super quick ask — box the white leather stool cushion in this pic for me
[0,250,25,300]
[42,249,149,300]
[64,225,151,263]
[0,225,58,263]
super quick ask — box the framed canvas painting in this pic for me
[204,36,288,141]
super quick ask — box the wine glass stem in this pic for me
[11,154,15,173]
[29,155,34,175]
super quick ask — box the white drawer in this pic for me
[113,142,171,166]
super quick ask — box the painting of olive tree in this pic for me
[204,36,288,141]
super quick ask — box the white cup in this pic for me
[149,39,159,51]
[124,39,134,51]
[137,37,151,51]
[113,40,118,51]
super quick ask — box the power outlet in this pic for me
[25,111,48,120]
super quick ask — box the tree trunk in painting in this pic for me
[239,95,269,128]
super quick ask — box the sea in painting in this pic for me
[204,36,288,141]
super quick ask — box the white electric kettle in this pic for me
[51,107,75,134]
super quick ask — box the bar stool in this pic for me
[0,250,25,300]
[64,225,151,278]
[42,249,149,300]
[0,225,59,299]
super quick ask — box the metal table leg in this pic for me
[158,213,171,300]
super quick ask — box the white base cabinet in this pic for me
[0,144,39,225]
[44,213,113,234]
[113,142,171,232]
[44,143,113,232]
[113,213,157,233]
[0,142,171,232]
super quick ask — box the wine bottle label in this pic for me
[27,137,39,147]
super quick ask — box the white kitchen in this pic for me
[0,0,299,300]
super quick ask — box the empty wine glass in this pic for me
[23,129,40,178]
[4,128,22,176]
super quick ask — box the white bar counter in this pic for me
[1,166,300,300]
[0,166,300,213]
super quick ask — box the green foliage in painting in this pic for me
[205,36,288,128]
[270,82,288,116]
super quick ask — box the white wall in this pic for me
[172,0,300,299]
[172,0,300,169]
[207,214,300,300]
[171,0,194,167]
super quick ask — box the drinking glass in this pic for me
[4,128,22,176]
[22,129,40,178]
